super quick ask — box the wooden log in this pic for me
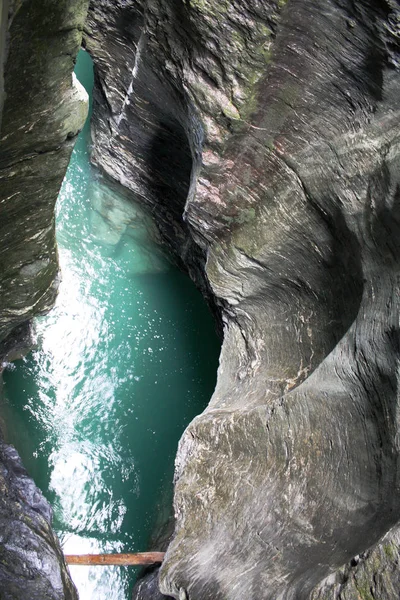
[65,552,165,566]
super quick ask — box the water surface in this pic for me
[2,50,219,600]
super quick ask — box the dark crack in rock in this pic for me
[132,567,173,600]
[131,514,175,600]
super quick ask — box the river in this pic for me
[1,50,219,600]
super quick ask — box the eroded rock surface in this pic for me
[0,0,399,597]
[85,0,400,598]
[0,0,89,351]
[0,1,89,598]
[311,527,400,600]
[0,442,78,600]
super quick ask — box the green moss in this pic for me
[354,573,376,600]
[383,543,397,561]
[221,102,240,121]
[279,84,299,107]
[233,29,273,124]
[253,24,273,64]
[265,138,275,151]
[354,583,374,600]
[188,0,229,17]
[218,207,257,227]
[235,207,256,225]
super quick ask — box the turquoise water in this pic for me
[1,50,219,600]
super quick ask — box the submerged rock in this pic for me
[89,178,169,273]
[90,179,141,244]
[85,0,400,598]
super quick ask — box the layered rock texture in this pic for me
[84,0,400,599]
[311,528,400,600]
[1,0,400,598]
[0,442,78,600]
[0,0,89,352]
[0,1,88,597]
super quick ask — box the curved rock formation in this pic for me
[0,0,89,350]
[1,0,400,598]
[84,0,400,599]
[0,1,89,597]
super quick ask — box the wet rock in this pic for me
[0,1,89,598]
[0,442,78,599]
[131,512,175,600]
[0,0,90,347]
[85,0,400,598]
[0,321,34,367]
[132,567,173,600]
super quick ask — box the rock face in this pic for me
[0,1,89,597]
[0,0,89,351]
[84,0,400,599]
[311,528,400,600]
[1,0,400,598]
[131,568,173,600]
[0,442,78,600]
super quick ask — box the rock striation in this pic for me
[1,0,400,598]
[0,442,78,600]
[84,0,400,599]
[0,1,89,598]
[0,0,89,352]
[311,527,400,600]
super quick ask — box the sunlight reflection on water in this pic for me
[2,50,220,600]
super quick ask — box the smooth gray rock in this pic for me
[85,0,400,598]
[1,0,400,598]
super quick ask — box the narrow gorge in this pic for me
[1,1,400,600]
[2,48,219,600]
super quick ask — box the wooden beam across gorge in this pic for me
[65,552,165,566]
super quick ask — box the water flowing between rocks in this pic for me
[1,50,220,600]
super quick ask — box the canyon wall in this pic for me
[0,0,88,352]
[84,1,400,599]
[0,1,88,597]
[1,0,400,598]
